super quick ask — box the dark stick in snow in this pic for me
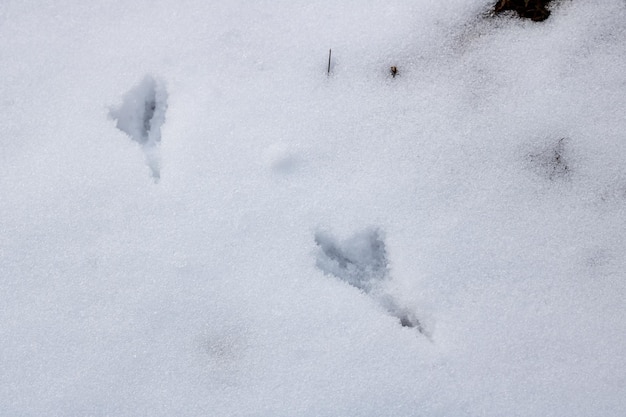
[327,49,332,75]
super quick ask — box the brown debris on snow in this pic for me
[494,0,554,22]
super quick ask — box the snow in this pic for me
[1,0,626,415]
[110,75,167,180]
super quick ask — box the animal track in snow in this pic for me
[315,228,388,293]
[315,228,423,332]
[110,75,168,181]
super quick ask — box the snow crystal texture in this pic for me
[1,0,626,416]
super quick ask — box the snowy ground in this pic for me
[2,1,626,416]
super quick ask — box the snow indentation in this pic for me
[315,228,388,293]
[263,142,299,174]
[528,138,571,181]
[110,75,168,181]
[315,228,424,332]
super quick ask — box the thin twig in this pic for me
[327,49,332,75]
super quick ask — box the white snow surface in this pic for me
[2,0,626,415]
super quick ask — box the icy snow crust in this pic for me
[1,0,626,415]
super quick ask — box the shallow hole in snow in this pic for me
[110,75,168,181]
[315,228,425,333]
